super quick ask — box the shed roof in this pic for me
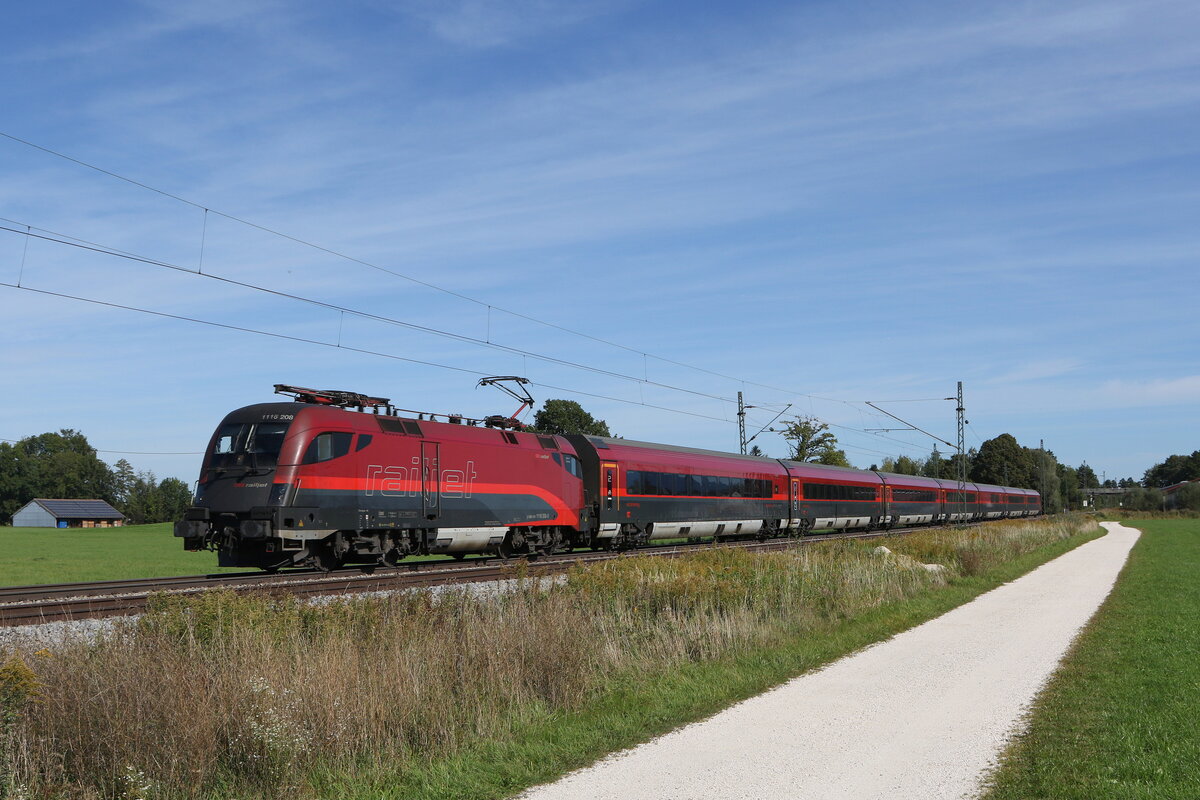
[29,499,125,519]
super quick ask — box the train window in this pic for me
[894,489,934,502]
[303,432,353,464]
[562,454,581,478]
[626,470,642,494]
[213,423,243,454]
[246,423,288,455]
[552,453,562,466]
[355,434,373,452]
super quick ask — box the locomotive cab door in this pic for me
[421,441,440,520]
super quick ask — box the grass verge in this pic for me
[981,518,1200,800]
[0,523,245,586]
[0,524,500,587]
[1,517,1101,799]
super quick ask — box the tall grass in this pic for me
[0,517,1093,799]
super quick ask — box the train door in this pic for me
[602,463,618,515]
[421,441,440,520]
[789,479,800,528]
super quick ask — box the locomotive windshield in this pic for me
[210,422,290,466]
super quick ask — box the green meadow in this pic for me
[984,517,1200,800]
[0,523,242,586]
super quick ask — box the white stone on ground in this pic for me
[517,521,1139,800]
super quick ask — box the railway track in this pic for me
[0,528,914,628]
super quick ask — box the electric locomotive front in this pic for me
[177,394,591,570]
[174,401,356,569]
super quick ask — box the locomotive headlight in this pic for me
[239,520,271,539]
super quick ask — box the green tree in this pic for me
[945,447,977,485]
[880,454,922,475]
[922,448,945,479]
[1077,464,1099,490]
[0,430,115,522]
[0,442,30,522]
[532,399,612,437]
[970,434,1033,487]
[779,416,839,462]
[1032,448,1062,512]
[1143,451,1200,488]
[1169,482,1200,511]
[112,458,137,513]
[1058,464,1082,510]
[747,445,765,458]
[815,449,851,467]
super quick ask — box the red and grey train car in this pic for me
[176,394,1040,570]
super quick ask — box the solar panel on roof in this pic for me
[35,499,124,519]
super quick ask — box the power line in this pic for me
[0,129,845,405]
[0,281,732,424]
[1,219,943,457]
[0,222,735,405]
[0,125,974,457]
[0,437,201,455]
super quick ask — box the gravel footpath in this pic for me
[518,521,1139,800]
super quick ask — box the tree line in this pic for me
[759,417,1200,513]
[0,430,191,525]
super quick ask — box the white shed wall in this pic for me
[12,502,57,528]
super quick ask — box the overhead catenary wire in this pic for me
[0,128,977,457]
[0,281,733,424]
[0,220,946,457]
[0,223,736,406]
[0,437,202,455]
[0,129,853,406]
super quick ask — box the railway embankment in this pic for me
[0,516,1098,799]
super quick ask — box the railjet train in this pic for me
[175,385,1040,570]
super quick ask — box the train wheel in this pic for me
[494,536,514,559]
[310,544,338,572]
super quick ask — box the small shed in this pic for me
[11,499,126,528]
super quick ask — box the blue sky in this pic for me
[1,0,1197,486]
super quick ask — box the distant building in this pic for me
[11,499,126,528]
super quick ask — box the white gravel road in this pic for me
[518,521,1139,800]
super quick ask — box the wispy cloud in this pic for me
[398,0,621,48]
[1,0,1197,484]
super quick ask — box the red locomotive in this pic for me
[175,385,1040,570]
